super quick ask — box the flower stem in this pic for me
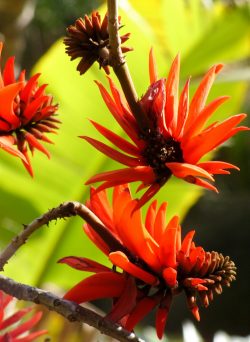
[107,0,150,133]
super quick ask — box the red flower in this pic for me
[0,290,47,341]
[59,185,236,339]
[82,50,249,207]
[64,11,132,75]
[0,42,60,176]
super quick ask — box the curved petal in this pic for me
[0,82,23,127]
[63,272,126,303]
[82,136,141,167]
[109,251,158,285]
[58,256,110,273]
[125,296,159,331]
[149,48,158,84]
[197,161,239,175]
[166,162,214,181]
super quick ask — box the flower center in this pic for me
[142,131,184,182]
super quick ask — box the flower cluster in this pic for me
[0,42,60,176]
[0,290,47,341]
[59,185,236,339]
[64,11,132,75]
[82,50,248,207]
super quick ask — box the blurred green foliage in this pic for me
[0,1,249,330]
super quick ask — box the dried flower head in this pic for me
[82,50,249,208]
[64,11,132,75]
[0,42,60,176]
[59,185,236,339]
[0,290,47,341]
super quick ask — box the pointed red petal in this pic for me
[109,251,158,285]
[89,119,140,156]
[20,74,41,103]
[125,296,158,331]
[155,294,172,340]
[175,78,190,139]
[185,64,223,129]
[82,136,141,167]
[145,200,158,235]
[24,132,50,158]
[162,267,177,288]
[16,330,48,342]
[166,162,214,181]
[0,308,32,330]
[0,82,23,127]
[197,161,239,175]
[135,183,161,210]
[153,202,168,243]
[106,276,137,322]
[8,311,43,338]
[0,136,27,161]
[3,56,16,85]
[63,272,126,303]
[160,216,179,268]
[183,96,229,139]
[149,48,158,84]
[85,166,155,185]
[58,256,110,273]
[165,53,180,136]
[184,113,247,163]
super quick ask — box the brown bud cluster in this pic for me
[64,11,132,75]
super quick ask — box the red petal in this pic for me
[160,216,179,268]
[197,161,239,175]
[109,251,158,285]
[85,166,155,185]
[184,113,247,163]
[82,136,141,167]
[149,48,158,84]
[135,183,161,210]
[58,256,110,273]
[145,200,157,235]
[23,95,49,122]
[162,267,177,288]
[106,276,137,322]
[185,64,223,129]
[125,296,158,331]
[3,56,16,85]
[165,54,180,136]
[166,162,215,181]
[16,330,48,342]
[183,96,229,139]
[20,74,41,103]
[8,311,43,338]
[153,202,168,243]
[179,230,195,256]
[0,82,23,127]
[0,307,32,330]
[89,120,140,156]
[24,132,50,158]
[175,78,190,139]
[0,136,27,162]
[63,272,126,303]
[116,200,161,272]
[185,176,218,193]
[155,294,172,340]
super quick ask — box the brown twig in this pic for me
[107,0,150,132]
[0,201,129,271]
[0,274,144,342]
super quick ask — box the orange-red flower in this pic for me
[83,50,249,207]
[0,42,60,176]
[0,290,47,341]
[59,185,236,339]
[64,11,132,75]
